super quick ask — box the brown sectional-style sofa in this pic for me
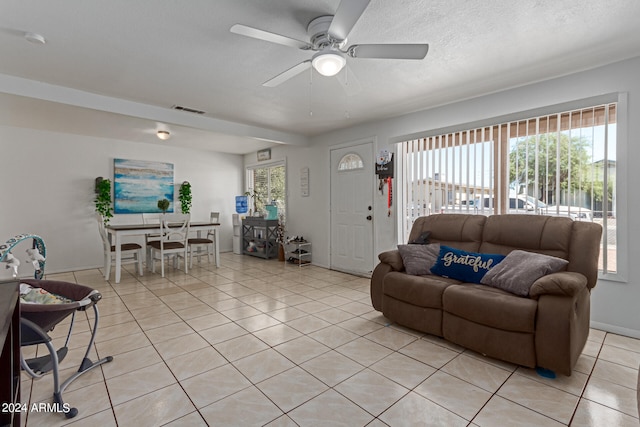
[370,214,602,376]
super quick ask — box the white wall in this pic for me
[0,126,243,279]
[259,56,640,337]
[244,146,332,268]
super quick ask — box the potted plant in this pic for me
[157,198,170,213]
[244,189,262,216]
[178,181,192,214]
[94,177,113,225]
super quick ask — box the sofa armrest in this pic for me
[378,249,405,271]
[529,271,588,299]
[371,263,394,311]
[534,285,591,376]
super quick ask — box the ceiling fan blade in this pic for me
[349,43,429,59]
[230,24,312,50]
[328,0,371,42]
[263,61,312,87]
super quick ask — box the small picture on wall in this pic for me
[257,148,271,161]
[114,158,174,213]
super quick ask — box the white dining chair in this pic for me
[97,216,143,279]
[142,213,161,271]
[148,213,190,277]
[187,212,219,268]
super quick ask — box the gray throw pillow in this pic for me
[480,250,569,296]
[397,243,440,275]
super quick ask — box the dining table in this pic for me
[105,221,220,283]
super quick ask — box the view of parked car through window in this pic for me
[444,195,593,221]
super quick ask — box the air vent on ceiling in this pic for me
[171,105,206,115]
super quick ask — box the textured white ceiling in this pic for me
[1,0,639,153]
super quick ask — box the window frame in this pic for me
[396,93,628,282]
[337,153,365,171]
[245,159,287,220]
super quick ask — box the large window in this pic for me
[400,103,617,274]
[246,162,286,219]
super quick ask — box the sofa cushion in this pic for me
[383,272,459,309]
[443,284,537,333]
[397,243,440,275]
[480,250,568,296]
[409,214,485,252]
[479,214,572,258]
[430,245,505,284]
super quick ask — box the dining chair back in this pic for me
[206,211,220,241]
[142,213,162,270]
[97,216,143,279]
[148,213,190,277]
[188,211,219,267]
[142,213,161,224]
[207,212,220,238]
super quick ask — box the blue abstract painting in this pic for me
[114,159,174,214]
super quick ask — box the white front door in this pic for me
[330,142,374,275]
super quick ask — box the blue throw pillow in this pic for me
[430,245,506,284]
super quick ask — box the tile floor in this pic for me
[18,253,640,426]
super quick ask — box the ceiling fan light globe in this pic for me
[312,52,346,77]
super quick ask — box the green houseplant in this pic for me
[95,177,113,225]
[157,198,170,213]
[179,181,192,214]
[244,189,262,216]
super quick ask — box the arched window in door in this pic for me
[337,153,364,171]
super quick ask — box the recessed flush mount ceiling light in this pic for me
[24,32,46,44]
[157,130,171,140]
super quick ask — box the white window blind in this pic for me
[401,103,617,273]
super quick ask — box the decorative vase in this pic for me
[278,244,285,262]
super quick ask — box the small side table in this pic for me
[285,240,312,267]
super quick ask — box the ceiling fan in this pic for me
[230,0,429,87]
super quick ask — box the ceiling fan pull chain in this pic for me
[344,63,349,86]
[308,66,313,117]
[343,62,350,119]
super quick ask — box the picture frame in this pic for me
[257,148,271,161]
[114,158,174,213]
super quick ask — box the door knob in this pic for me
[366,215,372,221]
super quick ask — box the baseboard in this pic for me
[590,321,640,339]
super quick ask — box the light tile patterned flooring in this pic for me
[19,253,640,426]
